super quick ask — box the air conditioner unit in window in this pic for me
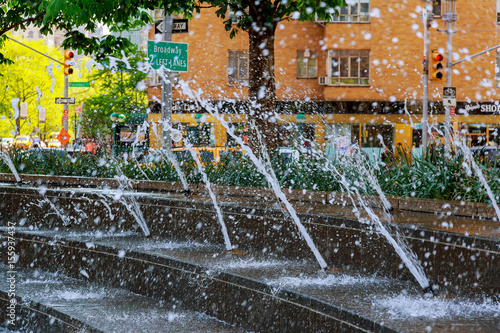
[318,76,328,85]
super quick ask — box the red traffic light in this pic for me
[432,52,443,61]
[63,50,74,76]
[64,50,74,59]
[431,51,444,81]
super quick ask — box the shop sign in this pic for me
[464,103,500,114]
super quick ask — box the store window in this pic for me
[297,51,317,78]
[331,0,370,22]
[278,123,315,148]
[329,50,370,86]
[361,124,394,148]
[226,123,248,147]
[228,50,249,86]
[187,124,211,146]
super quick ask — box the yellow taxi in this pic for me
[12,135,33,149]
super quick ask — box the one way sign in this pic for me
[443,87,456,107]
[155,19,189,34]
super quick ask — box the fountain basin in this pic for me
[0,174,499,301]
[1,229,499,332]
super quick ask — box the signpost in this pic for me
[147,41,188,71]
[69,82,90,88]
[55,97,75,104]
[57,128,70,146]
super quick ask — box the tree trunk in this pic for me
[247,21,278,153]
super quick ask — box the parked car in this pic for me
[470,146,500,167]
[12,135,33,149]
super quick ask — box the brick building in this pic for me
[147,0,500,156]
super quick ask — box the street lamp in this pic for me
[194,113,204,124]
[110,113,126,123]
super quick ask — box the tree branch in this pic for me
[0,13,46,36]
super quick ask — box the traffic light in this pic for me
[431,50,444,80]
[63,50,74,76]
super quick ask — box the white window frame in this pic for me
[331,0,370,23]
[328,49,370,86]
[297,50,317,79]
[228,50,249,87]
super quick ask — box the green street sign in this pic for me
[147,41,188,72]
[69,82,90,88]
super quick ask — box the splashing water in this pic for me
[112,167,150,236]
[322,153,431,290]
[177,84,328,269]
[456,140,500,221]
[373,294,500,319]
[147,110,189,191]
[41,197,72,225]
[266,273,388,288]
[0,151,20,182]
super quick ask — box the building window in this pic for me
[27,31,34,38]
[228,10,245,25]
[228,50,249,86]
[331,0,370,23]
[432,0,442,17]
[329,50,370,86]
[297,51,317,78]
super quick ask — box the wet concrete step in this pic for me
[0,264,248,333]
[4,228,499,333]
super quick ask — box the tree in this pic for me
[79,47,148,139]
[180,0,344,150]
[0,38,64,138]
[1,0,343,149]
[0,37,99,139]
[0,0,167,64]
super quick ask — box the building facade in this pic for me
[147,0,500,155]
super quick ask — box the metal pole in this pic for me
[451,44,500,67]
[442,0,457,158]
[161,13,173,150]
[5,36,65,65]
[444,27,452,158]
[64,76,69,134]
[421,2,431,154]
